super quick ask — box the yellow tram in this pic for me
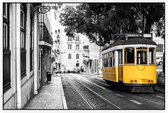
[102,34,157,92]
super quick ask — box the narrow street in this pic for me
[62,73,165,110]
[2,3,165,110]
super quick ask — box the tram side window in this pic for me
[109,52,112,67]
[107,53,110,67]
[125,48,134,63]
[118,50,123,64]
[149,48,155,64]
[112,51,115,67]
[104,58,108,67]
[103,54,105,67]
[137,48,147,64]
[109,56,112,67]
[103,54,108,67]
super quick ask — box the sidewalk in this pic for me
[23,73,67,109]
[156,72,165,93]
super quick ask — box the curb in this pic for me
[60,76,67,109]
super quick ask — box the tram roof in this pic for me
[102,37,156,51]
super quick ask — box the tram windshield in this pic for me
[125,48,134,63]
[137,47,147,64]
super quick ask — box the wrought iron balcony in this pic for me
[38,22,53,45]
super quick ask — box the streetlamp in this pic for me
[37,3,63,14]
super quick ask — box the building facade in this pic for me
[60,33,85,72]
[38,3,54,85]
[52,4,102,74]
[2,3,53,109]
[52,6,62,72]
[152,32,165,58]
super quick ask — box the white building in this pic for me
[152,32,164,58]
[60,31,102,74]
[2,3,40,109]
[151,22,165,59]
[2,3,54,109]
[52,3,102,74]
[60,33,86,72]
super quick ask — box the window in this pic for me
[76,36,79,41]
[68,37,72,41]
[20,4,27,78]
[30,14,33,71]
[58,29,60,34]
[76,54,79,59]
[57,35,60,39]
[57,39,60,43]
[68,44,72,49]
[20,10,25,28]
[149,48,155,64]
[125,48,134,63]
[76,63,79,67]
[68,54,71,59]
[156,44,163,52]
[112,51,115,67]
[137,47,147,64]
[3,3,11,92]
[118,50,123,64]
[103,53,108,67]
[3,3,8,18]
[109,56,112,67]
[109,52,112,67]
[83,45,89,50]
[76,44,79,49]
[3,23,8,49]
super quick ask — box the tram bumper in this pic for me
[123,84,156,93]
[131,86,154,93]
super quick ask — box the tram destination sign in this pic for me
[127,33,152,38]
[127,34,142,37]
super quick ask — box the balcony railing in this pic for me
[38,22,53,45]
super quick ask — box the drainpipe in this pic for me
[34,11,38,95]
[15,3,21,109]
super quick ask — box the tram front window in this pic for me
[125,48,134,63]
[137,50,147,64]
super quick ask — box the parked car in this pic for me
[73,68,80,73]
[156,57,163,65]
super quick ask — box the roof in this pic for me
[102,37,156,51]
